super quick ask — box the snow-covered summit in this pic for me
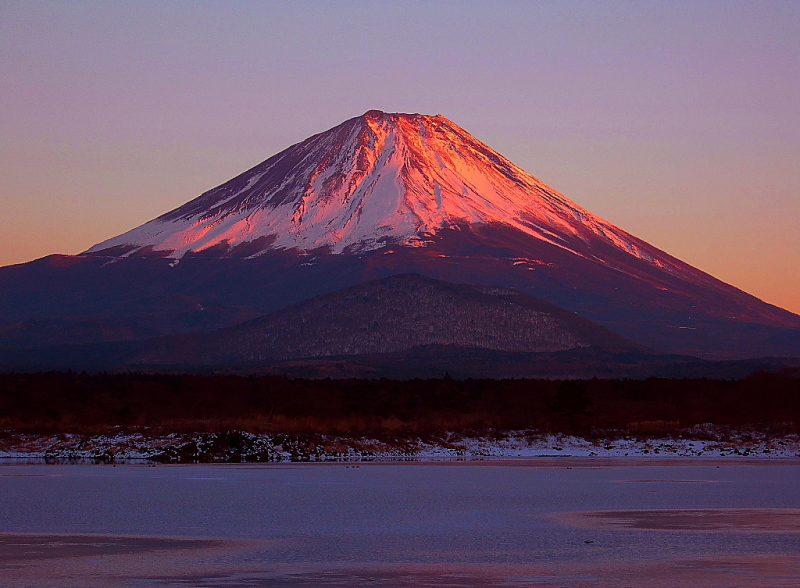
[86,111,672,270]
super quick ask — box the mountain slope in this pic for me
[87,111,728,293]
[1,111,798,360]
[126,274,636,366]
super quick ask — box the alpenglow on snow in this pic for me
[89,110,674,271]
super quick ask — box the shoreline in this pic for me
[2,428,800,463]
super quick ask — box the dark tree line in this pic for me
[0,370,798,436]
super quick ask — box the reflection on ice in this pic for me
[559,508,800,532]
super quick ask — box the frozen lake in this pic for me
[2,459,800,587]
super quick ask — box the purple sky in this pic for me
[2,0,799,313]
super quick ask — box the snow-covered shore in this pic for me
[2,427,800,462]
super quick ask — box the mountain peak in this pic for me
[85,112,686,278]
[360,109,439,120]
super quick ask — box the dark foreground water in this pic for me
[1,460,800,587]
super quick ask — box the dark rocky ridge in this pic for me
[128,274,636,366]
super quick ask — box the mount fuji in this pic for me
[2,110,799,362]
[89,110,684,267]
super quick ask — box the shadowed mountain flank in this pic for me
[129,274,636,366]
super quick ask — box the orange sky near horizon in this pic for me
[2,1,798,315]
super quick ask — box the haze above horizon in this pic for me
[1,1,798,313]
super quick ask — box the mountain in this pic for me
[123,274,638,367]
[1,110,799,360]
[88,110,692,267]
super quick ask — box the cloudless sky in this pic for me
[1,0,798,312]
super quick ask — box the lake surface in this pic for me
[2,459,800,587]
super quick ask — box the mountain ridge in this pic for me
[124,273,639,366]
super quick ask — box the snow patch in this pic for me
[3,428,800,462]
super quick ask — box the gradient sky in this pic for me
[2,1,799,313]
